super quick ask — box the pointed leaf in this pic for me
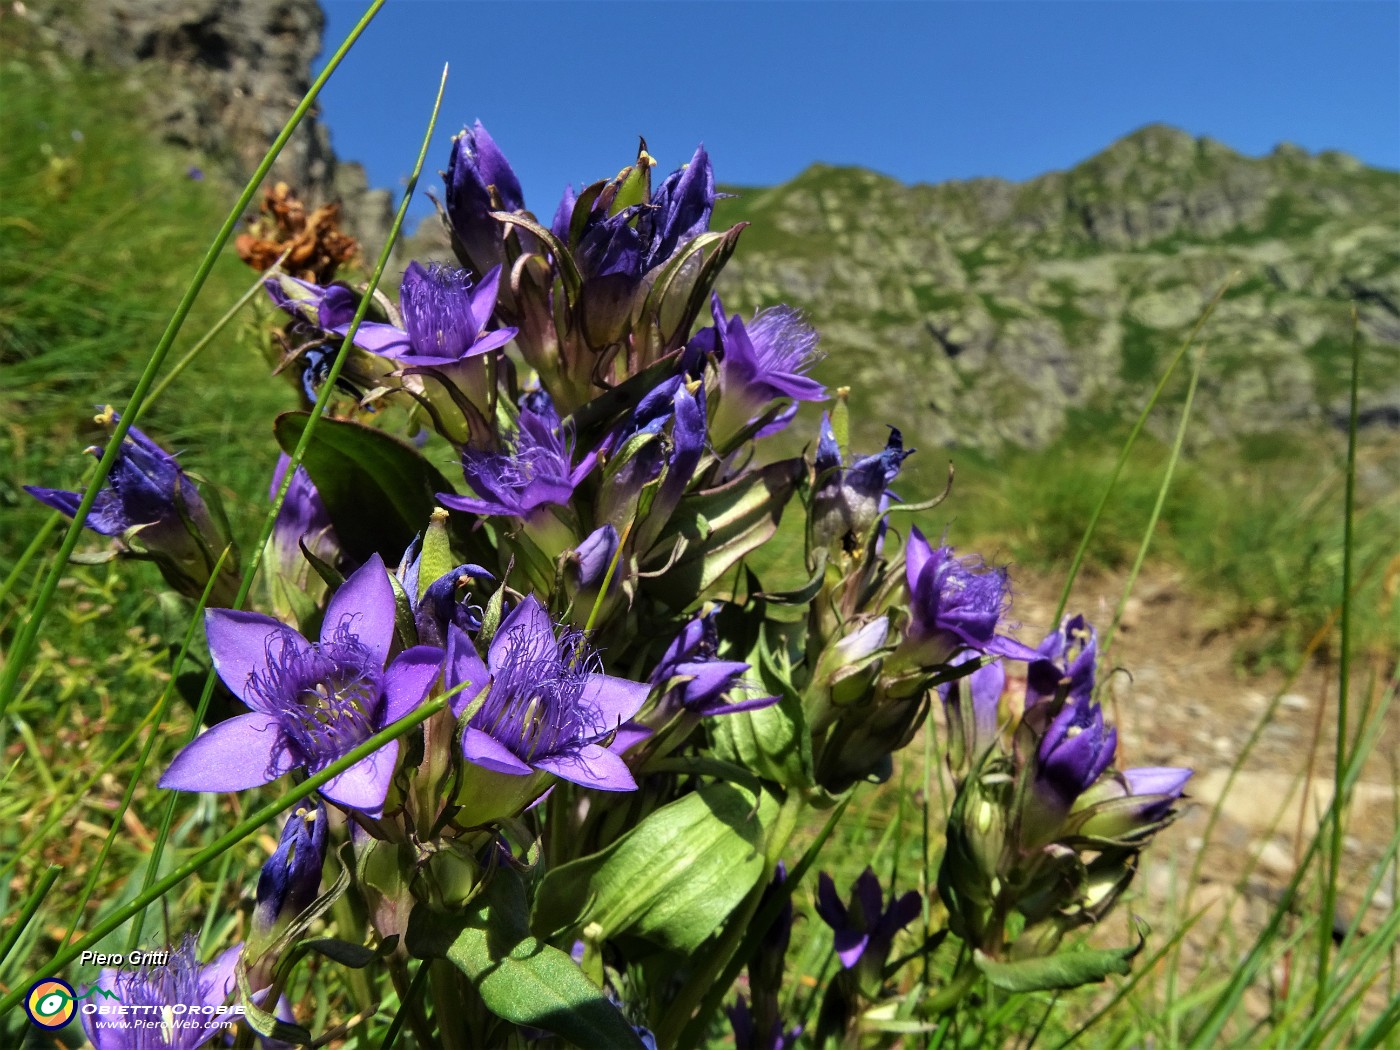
[972,933,1144,993]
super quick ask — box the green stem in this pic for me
[0,513,61,609]
[0,695,446,1020]
[379,960,431,1050]
[0,865,61,967]
[1052,274,1233,625]
[0,0,389,719]
[1316,309,1361,1006]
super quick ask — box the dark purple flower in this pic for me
[551,183,577,243]
[26,408,203,538]
[269,453,339,576]
[811,415,912,549]
[1034,694,1118,818]
[814,868,921,971]
[391,261,516,366]
[265,274,409,357]
[81,938,243,1050]
[568,524,620,590]
[159,555,444,815]
[444,596,650,790]
[253,801,328,938]
[437,396,599,521]
[637,145,715,272]
[727,995,802,1050]
[649,609,776,717]
[1026,614,1097,709]
[693,295,825,442]
[901,526,1036,665]
[445,121,525,271]
[395,538,494,648]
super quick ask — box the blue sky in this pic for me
[315,1,1400,221]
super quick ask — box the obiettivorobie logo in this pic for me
[23,979,118,1030]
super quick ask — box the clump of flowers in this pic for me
[30,125,1189,1047]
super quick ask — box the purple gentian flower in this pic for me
[444,596,650,791]
[692,295,825,442]
[81,939,244,1050]
[26,408,203,538]
[1026,614,1097,709]
[814,868,921,971]
[637,145,715,272]
[438,396,599,522]
[159,555,444,815]
[938,652,1006,761]
[1033,694,1119,821]
[811,414,912,549]
[252,801,328,939]
[265,274,409,357]
[390,261,516,366]
[649,609,776,717]
[395,539,494,648]
[551,183,577,243]
[445,121,525,270]
[901,526,1037,665]
[568,524,620,590]
[269,453,339,576]
[727,995,802,1050]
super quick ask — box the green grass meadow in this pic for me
[2,30,1397,1050]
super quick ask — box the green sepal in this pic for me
[406,867,645,1049]
[417,507,455,602]
[273,413,454,566]
[531,783,775,954]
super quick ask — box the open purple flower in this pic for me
[444,596,650,791]
[692,295,825,442]
[811,414,912,550]
[649,609,776,717]
[265,274,409,357]
[159,555,444,815]
[389,261,516,366]
[901,526,1036,665]
[815,868,921,971]
[81,939,244,1050]
[438,396,599,522]
[26,408,205,538]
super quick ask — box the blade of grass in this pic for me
[0,865,61,967]
[1052,274,1234,625]
[122,60,450,951]
[1316,309,1361,1007]
[0,693,447,1020]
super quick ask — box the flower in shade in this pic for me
[396,538,494,648]
[81,938,245,1050]
[900,526,1036,665]
[811,414,912,550]
[159,555,444,815]
[567,524,620,591]
[265,274,409,358]
[814,868,921,972]
[727,995,802,1050]
[444,595,650,791]
[252,801,328,941]
[938,652,1006,767]
[649,609,776,717]
[438,395,599,521]
[690,295,825,441]
[269,453,339,575]
[26,408,203,538]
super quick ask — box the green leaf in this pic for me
[532,783,775,953]
[273,412,453,565]
[645,458,803,604]
[417,509,455,602]
[407,869,644,1049]
[972,935,1143,992]
[710,630,812,788]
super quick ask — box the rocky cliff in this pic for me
[20,0,394,252]
[712,125,1400,450]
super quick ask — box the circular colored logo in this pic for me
[25,979,77,1029]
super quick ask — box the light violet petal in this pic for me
[331,320,411,357]
[609,722,653,753]
[1124,766,1193,798]
[206,608,308,710]
[535,743,637,791]
[579,673,652,726]
[905,526,934,590]
[383,645,444,724]
[323,553,393,665]
[488,594,554,670]
[199,945,244,1006]
[321,742,399,815]
[461,726,533,775]
[468,264,504,330]
[159,713,296,792]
